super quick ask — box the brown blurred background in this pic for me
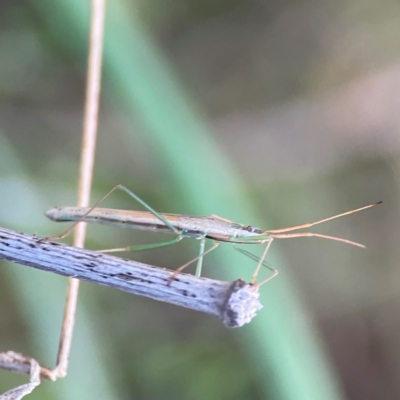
[0,1,398,399]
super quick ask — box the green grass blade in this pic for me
[29,1,346,399]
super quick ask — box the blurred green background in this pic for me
[0,0,397,399]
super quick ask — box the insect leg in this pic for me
[250,239,274,285]
[99,236,183,253]
[232,244,278,286]
[195,237,206,277]
[168,241,219,284]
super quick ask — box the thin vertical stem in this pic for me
[52,0,105,378]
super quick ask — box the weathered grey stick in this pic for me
[0,352,42,399]
[0,226,262,328]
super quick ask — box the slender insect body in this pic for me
[46,207,265,242]
[46,207,179,234]
[45,185,380,287]
[179,216,263,240]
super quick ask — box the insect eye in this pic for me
[246,225,256,233]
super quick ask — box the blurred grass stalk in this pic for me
[15,0,346,399]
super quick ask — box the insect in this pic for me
[44,185,381,286]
